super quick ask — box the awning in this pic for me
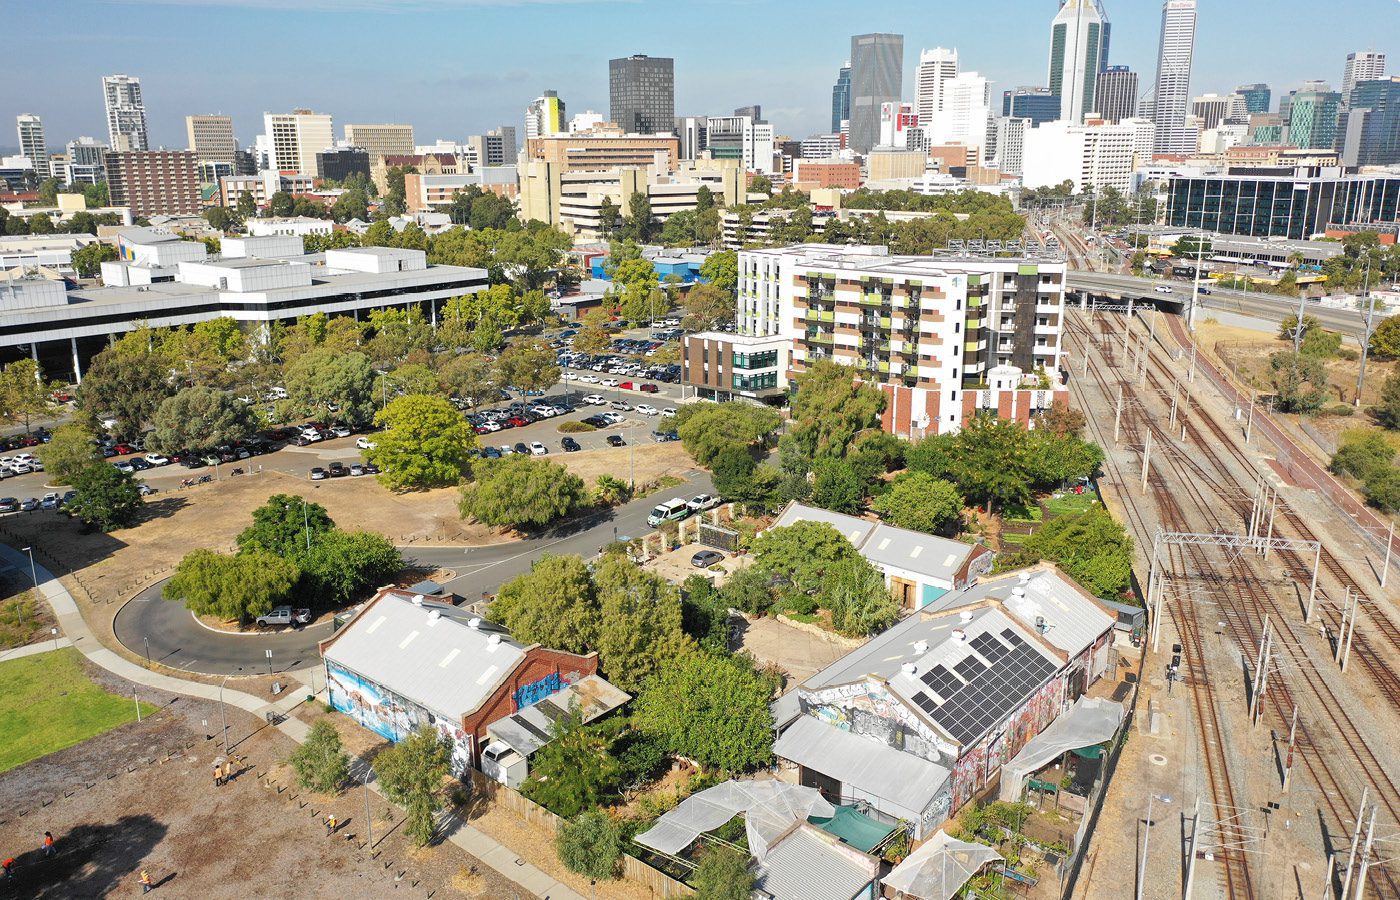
[635,779,835,860]
[882,831,1002,900]
[486,675,630,757]
[773,716,950,816]
[998,696,1124,802]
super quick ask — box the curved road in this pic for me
[114,468,713,675]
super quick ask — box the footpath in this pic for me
[0,543,584,900]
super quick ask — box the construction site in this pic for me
[1067,303,1400,900]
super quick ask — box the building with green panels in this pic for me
[1339,77,1400,167]
[1286,89,1341,149]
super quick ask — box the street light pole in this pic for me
[219,667,242,754]
[1136,793,1171,900]
[19,546,36,626]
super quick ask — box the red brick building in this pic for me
[104,150,201,218]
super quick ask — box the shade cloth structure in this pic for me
[997,696,1124,801]
[635,780,835,861]
[882,831,1002,900]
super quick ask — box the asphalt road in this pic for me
[112,466,714,676]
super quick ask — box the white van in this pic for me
[647,498,691,527]
[1154,285,1174,294]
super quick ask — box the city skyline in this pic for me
[1,0,1395,152]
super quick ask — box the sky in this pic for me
[2,0,1396,154]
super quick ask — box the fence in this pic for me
[466,770,695,897]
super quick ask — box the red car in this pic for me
[619,381,634,391]
[508,416,530,427]
[639,383,660,393]
[113,443,136,455]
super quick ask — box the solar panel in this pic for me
[954,656,987,681]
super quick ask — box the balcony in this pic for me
[804,309,835,323]
[858,293,890,307]
[805,331,835,346]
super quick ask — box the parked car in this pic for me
[652,430,679,443]
[635,404,659,416]
[561,437,581,452]
[606,434,626,447]
[145,453,170,466]
[691,549,724,569]
[688,494,721,512]
[18,497,38,512]
[529,441,548,455]
[601,378,620,387]
[255,605,312,628]
[113,461,135,474]
[138,483,156,497]
[500,445,516,455]
[1154,285,1173,294]
[330,425,352,438]
[639,383,659,393]
[355,436,376,450]
[310,467,328,480]
[611,400,632,411]
[661,408,677,418]
[0,497,18,513]
[328,462,348,477]
[601,412,626,425]
[513,442,530,455]
[129,457,152,471]
[583,394,606,405]
[482,446,502,459]
[647,498,691,526]
[40,492,61,510]
[619,381,634,391]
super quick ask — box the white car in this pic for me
[602,411,626,425]
[577,374,600,384]
[355,436,376,450]
[582,394,606,405]
[530,405,557,418]
[529,441,549,456]
[477,421,502,433]
[1154,285,1173,294]
[500,445,516,455]
[687,494,721,512]
[301,430,323,443]
[661,408,677,418]
[331,425,352,438]
[144,453,170,466]
[601,378,620,387]
[635,404,659,416]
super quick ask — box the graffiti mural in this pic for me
[326,662,473,774]
[513,672,562,710]
[802,678,959,764]
[949,676,1066,811]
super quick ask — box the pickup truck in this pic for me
[255,606,311,627]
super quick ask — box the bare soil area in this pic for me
[555,441,698,492]
[0,659,519,899]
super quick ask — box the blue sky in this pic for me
[3,0,1395,152]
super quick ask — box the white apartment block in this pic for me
[16,115,48,180]
[931,72,993,164]
[264,110,334,175]
[186,115,238,169]
[102,74,148,153]
[1022,118,1154,194]
[729,244,1068,435]
[993,118,1029,176]
[219,171,315,208]
[878,102,919,150]
[915,47,959,132]
[704,116,776,174]
[800,134,844,159]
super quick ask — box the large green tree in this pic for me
[809,458,865,513]
[372,725,452,847]
[751,520,859,597]
[522,706,621,819]
[691,846,756,900]
[1268,351,1329,414]
[367,394,476,489]
[149,387,255,453]
[825,557,899,637]
[71,241,117,278]
[490,555,599,654]
[0,359,56,430]
[37,423,101,485]
[634,650,775,772]
[675,401,781,467]
[66,463,144,531]
[872,471,964,534]
[290,720,350,794]
[592,555,688,692]
[699,250,738,297]
[77,348,174,441]
[554,809,622,882]
[163,549,299,622]
[458,456,587,528]
[298,530,402,605]
[438,352,499,409]
[494,339,560,395]
[285,349,376,424]
[785,361,886,463]
[236,494,336,558]
[1000,507,1134,600]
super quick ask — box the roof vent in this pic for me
[1011,587,1026,599]
[952,628,967,643]
[901,662,917,675]
[913,640,929,656]
[959,610,974,624]
[468,617,482,630]
[1035,615,1048,633]
[487,634,501,647]
[411,594,425,606]
[427,609,441,624]
[1018,572,1031,585]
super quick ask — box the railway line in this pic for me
[1066,308,1400,897]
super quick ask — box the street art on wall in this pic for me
[326,662,473,774]
[803,678,959,764]
[513,672,562,711]
[950,676,1065,810]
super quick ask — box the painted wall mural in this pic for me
[326,662,473,775]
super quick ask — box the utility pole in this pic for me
[1341,590,1358,674]
[1355,258,1376,407]
[1306,544,1321,622]
[1382,520,1394,589]
[1249,616,1272,724]
[1292,291,1308,354]
[1183,796,1201,899]
[1356,803,1378,899]
[1114,386,1124,442]
[1141,430,1153,496]
[1340,787,1368,900]
[1148,532,1163,652]
[1282,704,1298,792]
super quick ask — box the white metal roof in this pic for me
[773,715,950,813]
[752,823,878,900]
[926,565,1115,658]
[771,503,977,583]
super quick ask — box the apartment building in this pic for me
[104,150,201,218]
[694,244,1068,436]
[343,124,415,162]
[16,115,48,180]
[102,75,148,152]
[524,130,680,173]
[1022,118,1154,193]
[186,115,238,173]
[792,160,861,189]
[519,161,739,239]
[264,110,334,175]
[218,171,315,209]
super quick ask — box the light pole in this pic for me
[19,546,36,626]
[1136,793,1171,900]
[363,766,374,850]
[219,666,242,754]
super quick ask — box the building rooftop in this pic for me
[773,715,950,812]
[925,565,1116,659]
[771,502,978,583]
[751,823,878,900]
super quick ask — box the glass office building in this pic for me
[1165,169,1400,239]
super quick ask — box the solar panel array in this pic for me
[910,627,1059,746]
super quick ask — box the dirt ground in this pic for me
[646,544,752,587]
[0,657,519,899]
[555,441,699,491]
[733,614,862,684]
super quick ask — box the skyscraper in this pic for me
[915,47,959,133]
[1048,0,1109,123]
[1235,84,1271,114]
[1338,76,1400,166]
[1286,86,1341,149]
[525,92,566,140]
[1190,94,1230,131]
[102,74,148,152]
[1095,67,1138,123]
[1342,51,1387,103]
[263,109,334,175]
[933,72,994,163]
[343,124,415,160]
[849,33,903,154]
[186,115,238,172]
[1151,0,1198,154]
[1002,87,1061,126]
[608,55,674,135]
[831,63,852,133]
[16,115,48,179]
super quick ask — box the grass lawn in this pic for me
[1043,491,1098,517]
[0,648,156,773]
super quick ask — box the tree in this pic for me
[610,257,661,323]
[674,401,781,467]
[66,463,144,532]
[826,557,900,637]
[71,241,118,278]
[204,206,233,233]
[438,352,499,409]
[592,555,688,692]
[523,706,621,819]
[1363,468,1400,513]
[0,359,55,430]
[494,339,560,394]
[149,387,255,453]
[1300,327,1342,358]
[298,530,402,606]
[367,394,476,490]
[377,362,439,400]
[810,458,865,513]
[720,565,776,615]
[748,175,773,195]
[268,191,294,218]
[785,360,886,463]
[37,423,101,485]
[237,494,336,558]
[290,720,350,794]
[873,472,963,534]
[1040,401,1088,437]
[621,191,654,243]
[691,846,755,900]
[77,348,173,440]
[1268,351,1329,414]
[1370,316,1400,360]
[634,650,775,771]
[750,521,858,598]
[372,725,451,847]
[681,575,731,653]
[946,415,1035,512]
[162,549,299,621]
[1278,313,1321,343]
[709,444,760,505]
[330,189,368,223]
[1002,507,1134,600]
[574,308,614,354]
[1026,429,1104,489]
[490,555,599,653]
[365,307,431,363]
[1330,431,1395,480]
[236,191,257,219]
[905,433,957,480]
[284,349,376,424]
[699,250,738,298]
[597,197,621,240]
[683,282,734,326]
[1375,372,1400,429]
[555,809,622,881]
[458,456,587,528]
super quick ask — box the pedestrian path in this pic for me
[0,635,72,661]
[0,543,582,900]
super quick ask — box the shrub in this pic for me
[559,420,596,433]
[555,810,622,881]
[1328,403,1355,417]
[1331,431,1395,481]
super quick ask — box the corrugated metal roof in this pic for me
[771,503,877,547]
[323,592,525,720]
[773,716,949,812]
[486,674,630,756]
[771,502,976,582]
[926,566,1115,658]
[752,823,878,900]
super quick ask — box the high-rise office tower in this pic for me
[1342,51,1387,103]
[263,109,334,175]
[525,92,566,141]
[1048,0,1110,122]
[1190,94,1230,131]
[1002,87,1062,127]
[849,33,903,154]
[185,115,238,170]
[1286,86,1341,149]
[1235,84,1271,114]
[16,114,48,179]
[343,124,415,160]
[734,105,763,122]
[102,74,149,153]
[915,47,959,132]
[608,55,674,134]
[65,137,108,184]
[1151,0,1198,154]
[1338,76,1400,166]
[1095,67,1138,122]
[831,63,852,133]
